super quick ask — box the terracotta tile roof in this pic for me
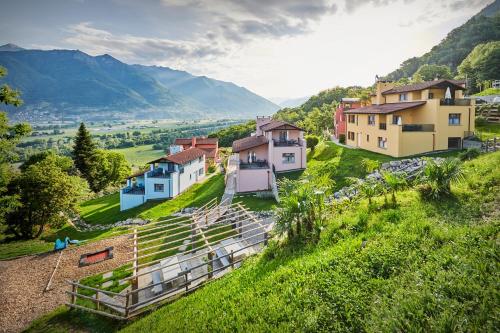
[149,148,206,165]
[200,147,217,158]
[126,169,147,179]
[259,120,303,132]
[344,101,426,114]
[174,137,218,145]
[382,79,466,95]
[232,135,269,153]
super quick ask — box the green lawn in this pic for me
[234,195,276,211]
[111,144,165,169]
[476,122,500,140]
[80,174,226,225]
[0,239,54,260]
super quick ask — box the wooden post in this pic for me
[238,220,243,239]
[230,250,234,269]
[205,212,208,226]
[132,228,138,305]
[70,282,77,307]
[208,251,214,279]
[264,231,268,246]
[96,291,100,311]
[185,271,189,292]
[125,291,130,318]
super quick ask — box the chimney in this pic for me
[191,137,197,147]
[375,80,395,105]
[255,116,272,135]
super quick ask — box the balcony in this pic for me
[273,139,301,147]
[147,168,172,178]
[122,186,145,195]
[402,124,435,132]
[440,99,471,106]
[239,159,269,169]
[379,123,387,130]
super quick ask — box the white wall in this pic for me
[145,176,172,200]
[120,190,145,211]
[177,156,206,194]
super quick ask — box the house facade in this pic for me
[344,79,475,157]
[171,137,219,171]
[334,97,362,139]
[231,117,307,193]
[120,148,206,211]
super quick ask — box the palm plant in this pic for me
[419,158,464,199]
[358,178,381,205]
[381,171,408,205]
[361,158,380,173]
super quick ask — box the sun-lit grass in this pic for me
[110,144,165,169]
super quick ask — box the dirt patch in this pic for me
[0,235,132,333]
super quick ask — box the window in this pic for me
[179,166,184,174]
[348,115,356,123]
[199,168,204,176]
[348,131,355,141]
[448,137,461,149]
[198,157,203,163]
[378,137,387,149]
[282,153,295,164]
[279,130,287,141]
[392,115,402,125]
[399,93,408,101]
[154,184,164,192]
[368,115,375,125]
[449,113,461,125]
[366,134,370,142]
[428,92,434,99]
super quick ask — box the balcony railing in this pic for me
[122,186,145,195]
[440,98,471,106]
[379,123,387,130]
[402,124,435,132]
[147,168,172,178]
[239,159,269,169]
[273,139,301,147]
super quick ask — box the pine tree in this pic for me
[73,122,97,188]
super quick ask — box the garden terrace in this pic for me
[65,200,271,320]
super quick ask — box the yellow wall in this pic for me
[345,99,476,157]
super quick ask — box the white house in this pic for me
[120,148,206,211]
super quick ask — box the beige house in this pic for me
[231,117,307,193]
[344,79,475,157]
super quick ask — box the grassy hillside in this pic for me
[118,151,499,332]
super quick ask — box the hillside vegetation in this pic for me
[385,0,500,81]
[117,151,499,333]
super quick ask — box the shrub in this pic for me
[475,116,488,127]
[459,148,481,161]
[418,158,464,199]
[339,134,346,144]
[207,163,216,174]
[305,135,320,151]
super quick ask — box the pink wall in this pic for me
[237,168,271,192]
[239,144,269,162]
[270,129,301,141]
[271,144,306,172]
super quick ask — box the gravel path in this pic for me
[0,235,132,333]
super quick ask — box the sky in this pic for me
[0,0,494,100]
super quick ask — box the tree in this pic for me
[413,64,453,82]
[305,135,319,151]
[457,41,500,93]
[381,171,408,205]
[73,122,98,188]
[418,158,464,199]
[0,66,31,226]
[90,150,131,192]
[6,154,88,239]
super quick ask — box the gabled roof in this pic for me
[126,169,147,179]
[232,135,268,153]
[200,147,217,158]
[259,120,303,132]
[174,137,218,145]
[344,101,426,114]
[382,79,466,95]
[149,147,206,165]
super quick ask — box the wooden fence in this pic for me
[66,202,270,320]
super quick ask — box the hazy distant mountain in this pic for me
[0,46,279,122]
[276,96,310,108]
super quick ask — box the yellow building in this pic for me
[344,79,475,157]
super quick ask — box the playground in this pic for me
[0,235,130,333]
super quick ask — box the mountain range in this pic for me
[0,45,279,122]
